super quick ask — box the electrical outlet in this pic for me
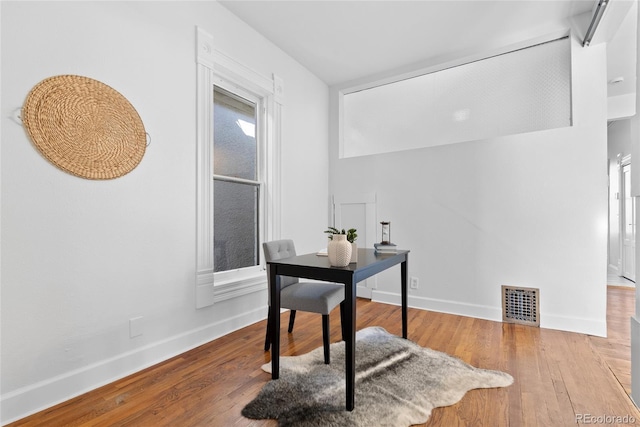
[410,276,419,289]
[129,316,143,338]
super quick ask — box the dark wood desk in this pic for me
[267,248,410,411]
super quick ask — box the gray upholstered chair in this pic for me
[263,239,345,364]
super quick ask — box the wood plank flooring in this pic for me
[8,286,640,426]
[588,286,634,396]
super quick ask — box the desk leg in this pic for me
[401,257,408,339]
[269,265,281,380]
[345,279,356,411]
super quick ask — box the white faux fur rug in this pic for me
[242,326,513,426]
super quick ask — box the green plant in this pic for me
[346,228,357,243]
[324,227,343,240]
[324,227,357,243]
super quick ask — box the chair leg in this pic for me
[322,314,330,364]
[264,309,271,352]
[340,301,346,341]
[288,310,297,333]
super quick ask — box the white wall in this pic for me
[0,1,329,423]
[329,29,608,337]
[630,0,640,407]
[609,93,636,120]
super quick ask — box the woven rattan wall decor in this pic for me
[21,75,147,180]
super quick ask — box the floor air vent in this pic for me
[502,285,540,327]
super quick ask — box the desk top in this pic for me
[267,248,409,283]
[267,248,407,269]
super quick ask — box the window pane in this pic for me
[213,86,257,180]
[214,179,259,272]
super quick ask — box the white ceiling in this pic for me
[220,0,636,97]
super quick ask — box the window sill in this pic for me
[213,269,266,303]
[196,268,266,307]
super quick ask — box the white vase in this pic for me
[328,234,352,267]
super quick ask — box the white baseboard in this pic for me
[372,290,501,322]
[356,285,373,299]
[0,306,267,425]
[371,291,607,337]
[541,313,606,337]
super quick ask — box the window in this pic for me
[196,27,283,308]
[213,86,261,273]
[341,36,571,158]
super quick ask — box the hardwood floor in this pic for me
[589,286,634,397]
[8,287,640,426]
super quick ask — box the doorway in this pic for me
[608,120,635,287]
[621,158,636,282]
[332,193,377,298]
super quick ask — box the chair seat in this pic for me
[281,282,344,315]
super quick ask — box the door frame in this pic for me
[619,154,635,281]
[332,192,377,298]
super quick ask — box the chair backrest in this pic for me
[263,240,299,290]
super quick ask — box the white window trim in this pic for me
[195,27,282,308]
